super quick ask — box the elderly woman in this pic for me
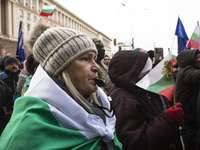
[0,24,122,150]
[108,50,184,150]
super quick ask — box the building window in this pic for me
[27,24,30,31]
[19,10,23,17]
[34,16,36,21]
[27,13,30,19]
[21,22,24,29]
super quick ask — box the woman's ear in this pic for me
[34,67,37,73]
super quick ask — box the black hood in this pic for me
[109,50,148,91]
[177,49,199,68]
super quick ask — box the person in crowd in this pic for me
[0,56,9,72]
[16,60,30,96]
[147,50,155,67]
[0,80,13,135]
[92,38,114,95]
[21,53,39,96]
[175,49,200,150]
[15,56,24,70]
[0,23,122,150]
[0,57,20,101]
[103,55,110,72]
[108,50,184,150]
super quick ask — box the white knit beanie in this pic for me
[32,27,97,76]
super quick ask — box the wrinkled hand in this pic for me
[166,103,184,126]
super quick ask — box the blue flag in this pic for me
[175,17,189,54]
[16,21,25,61]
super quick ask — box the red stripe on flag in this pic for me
[158,85,174,101]
[188,39,200,49]
[40,12,53,17]
[172,58,177,63]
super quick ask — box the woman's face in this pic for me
[66,51,100,97]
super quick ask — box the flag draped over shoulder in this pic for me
[136,52,174,101]
[187,22,200,50]
[40,5,56,17]
[0,65,122,149]
[175,17,189,54]
[16,21,25,61]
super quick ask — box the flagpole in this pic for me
[173,92,176,108]
[170,35,175,53]
[168,47,177,107]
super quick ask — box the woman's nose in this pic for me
[92,61,100,72]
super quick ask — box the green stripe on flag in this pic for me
[0,97,102,149]
[41,9,54,14]
[172,55,176,59]
[146,76,174,93]
[191,33,200,42]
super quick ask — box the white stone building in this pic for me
[0,0,112,57]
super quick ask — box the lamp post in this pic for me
[122,3,133,49]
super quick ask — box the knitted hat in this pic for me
[33,27,97,76]
[4,57,19,67]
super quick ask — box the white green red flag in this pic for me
[0,65,122,149]
[171,53,177,64]
[187,22,200,49]
[136,52,174,101]
[40,5,56,17]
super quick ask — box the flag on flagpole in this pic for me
[40,5,56,17]
[16,21,25,62]
[175,17,189,54]
[171,53,177,64]
[187,22,200,50]
[136,52,174,101]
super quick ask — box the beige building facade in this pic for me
[0,0,112,58]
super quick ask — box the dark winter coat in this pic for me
[0,80,13,135]
[108,50,182,150]
[0,69,20,100]
[176,49,200,128]
[98,62,114,95]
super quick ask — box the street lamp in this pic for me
[122,3,134,49]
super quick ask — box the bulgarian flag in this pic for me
[171,53,177,64]
[0,65,122,150]
[136,52,174,101]
[187,22,200,49]
[133,47,143,51]
[40,5,56,17]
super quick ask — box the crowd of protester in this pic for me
[0,22,199,150]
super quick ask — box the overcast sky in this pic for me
[56,0,200,56]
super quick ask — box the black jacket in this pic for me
[0,80,13,135]
[0,69,19,100]
[176,49,200,128]
[109,50,182,150]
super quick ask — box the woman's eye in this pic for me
[83,58,89,61]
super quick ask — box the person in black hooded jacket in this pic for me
[108,50,184,150]
[0,80,13,135]
[0,57,20,101]
[175,49,200,150]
